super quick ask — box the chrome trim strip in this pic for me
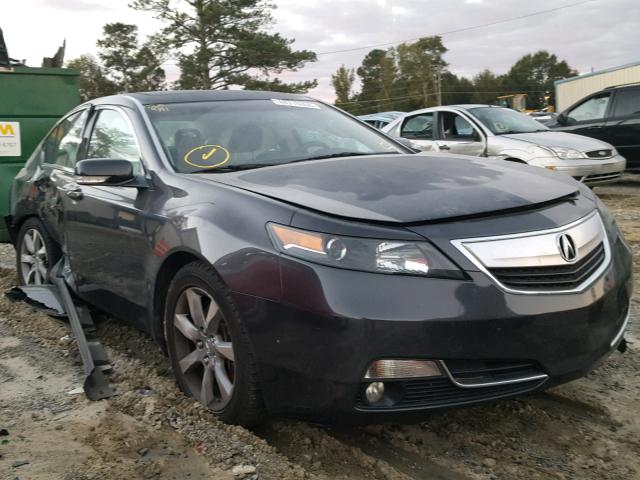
[610,309,631,348]
[450,210,611,295]
[439,361,549,389]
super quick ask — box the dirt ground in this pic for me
[1,176,639,480]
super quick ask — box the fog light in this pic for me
[365,359,442,379]
[365,382,385,404]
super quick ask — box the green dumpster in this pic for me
[0,66,80,242]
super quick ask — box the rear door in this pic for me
[434,110,485,156]
[38,109,90,245]
[559,92,614,143]
[605,87,640,170]
[63,106,150,324]
[397,112,436,151]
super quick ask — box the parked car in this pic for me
[357,111,405,130]
[383,105,626,185]
[6,91,632,425]
[548,83,640,172]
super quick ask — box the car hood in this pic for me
[203,154,580,223]
[501,131,611,151]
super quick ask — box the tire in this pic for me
[164,261,264,426]
[15,218,62,286]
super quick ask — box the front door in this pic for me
[558,92,613,143]
[398,112,437,151]
[435,111,486,156]
[605,87,640,170]
[63,106,151,325]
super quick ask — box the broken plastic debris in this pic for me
[67,386,84,395]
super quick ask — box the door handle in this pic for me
[438,144,451,150]
[65,187,83,200]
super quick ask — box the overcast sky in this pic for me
[3,0,639,102]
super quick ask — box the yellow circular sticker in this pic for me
[183,145,231,169]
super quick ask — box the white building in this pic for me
[554,61,640,112]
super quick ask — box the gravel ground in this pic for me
[0,175,639,480]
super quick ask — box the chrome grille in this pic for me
[585,149,613,159]
[451,211,610,294]
[489,242,606,291]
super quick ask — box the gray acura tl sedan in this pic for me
[5,90,633,425]
[383,105,627,185]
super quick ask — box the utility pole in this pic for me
[436,70,442,106]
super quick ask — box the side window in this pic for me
[42,110,88,168]
[400,113,434,139]
[568,94,611,122]
[611,89,640,118]
[87,109,141,172]
[440,112,478,140]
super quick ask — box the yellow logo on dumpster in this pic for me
[0,123,16,136]
[0,121,21,157]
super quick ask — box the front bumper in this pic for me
[233,235,633,423]
[528,155,626,185]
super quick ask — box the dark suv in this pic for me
[550,84,640,171]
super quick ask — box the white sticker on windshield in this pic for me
[271,99,320,109]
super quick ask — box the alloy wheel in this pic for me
[172,287,235,410]
[20,228,49,285]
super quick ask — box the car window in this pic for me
[400,113,434,139]
[611,89,640,118]
[87,109,141,173]
[470,107,547,134]
[439,111,477,140]
[42,110,88,168]
[568,94,610,122]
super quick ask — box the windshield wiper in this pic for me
[191,163,273,173]
[288,151,400,164]
[190,151,400,173]
[495,130,537,135]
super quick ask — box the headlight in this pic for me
[267,223,463,279]
[525,145,553,158]
[548,147,586,159]
[594,196,628,248]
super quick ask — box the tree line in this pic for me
[67,0,317,101]
[331,36,576,115]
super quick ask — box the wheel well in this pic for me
[8,214,33,245]
[11,214,59,248]
[151,251,202,350]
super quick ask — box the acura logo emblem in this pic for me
[558,234,577,262]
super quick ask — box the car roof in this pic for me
[92,89,316,106]
[395,104,500,117]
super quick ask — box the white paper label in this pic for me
[271,99,320,109]
[0,122,21,157]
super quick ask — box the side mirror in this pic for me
[556,113,568,126]
[74,158,135,186]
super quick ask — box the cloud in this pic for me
[273,0,640,100]
[5,0,639,104]
[37,0,116,12]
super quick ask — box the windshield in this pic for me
[144,99,404,173]
[469,107,549,135]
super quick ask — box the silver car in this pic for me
[382,105,626,185]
